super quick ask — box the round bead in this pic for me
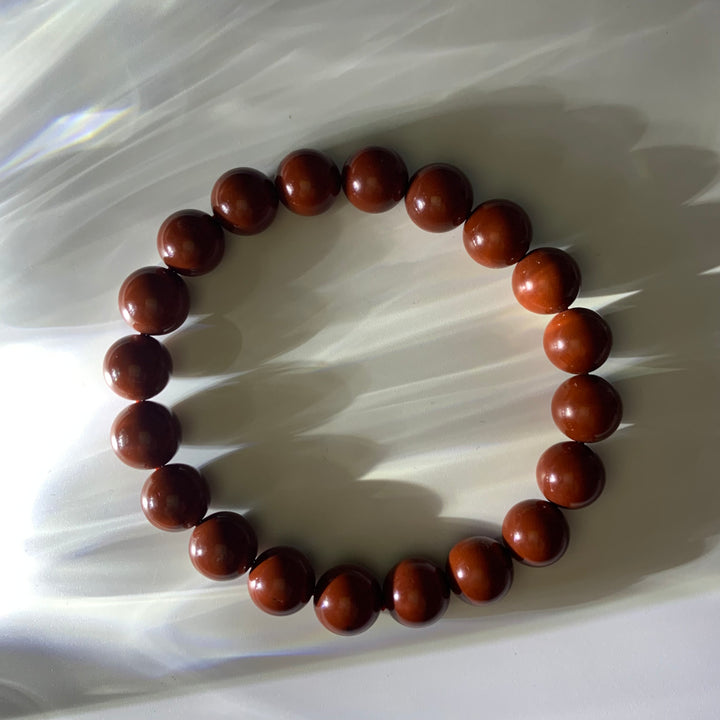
[141,464,209,531]
[157,210,225,276]
[275,149,341,216]
[446,536,513,604]
[342,146,408,213]
[543,308,612,374]
[110,401,180,469]
[211,167,279,234]
[405,163,473,232]
[463,199,532,268]
[511,248,581,314]
[103,334,172,400]
[118,266,190,335]
[383,558,450,627]
[502,499,569,567]
[189,511,258,581]
[551,374,623,443]
[536,442,605,509]
[314,565,382,636]
[248,546,315,616]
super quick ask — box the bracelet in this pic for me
[104,146,621,635]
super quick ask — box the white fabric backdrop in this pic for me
[1,1,718,718]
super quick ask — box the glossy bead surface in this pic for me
[141,464,209,531]
[118,266,190,335]
[405,163,473,232]
[110,401,180,469]
[211,167,279,234]
[551,374,623,442]
[157,210,225,276]
[248,546,315,616]
[383,558,450,627]
[544,308,612,374]
[314,565,382,635]
[103,334,172,400]
[511,248,581,314]
[536,442,605,509]
[189,511,258,581]
[502,499,570,567]
[463,199,532,268]
[342,146,408,213]
[276,149,341,216]
[446,536,513,604]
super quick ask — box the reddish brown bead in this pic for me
[536,442,605,509]
[446,536,513,604]
[502,499,569,567]
[544,308,612,374]
[110,401,180,469]
[276,149,341,216]
[383,558,450,627]
[211,167,279,234]
[189,511,257,581]
[314,565,382,635]
[511,248,581,314]
[551,374,623,443]
[157,210,225,276]
[342,146,408,213]
[463,199,532,268]
[405,163,473,232]
[118,266,190,335]
[103,334,172,400]
[141,464,209,531]
[248,546,315,616]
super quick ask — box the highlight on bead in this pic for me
[446,536,513,604]
[536,442,605,509]
[511,247,581,314]
[248,547,316,616]
[106,144,621,635]
[157,209,225,276]
[405,162,473,232]
[276,148,341,216]
[463,199,532,268]
[383,558,450,627]
[211,167,279,234]
[104,334,172,400]
[118,266,190,335]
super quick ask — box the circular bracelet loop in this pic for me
[105,144,622,636]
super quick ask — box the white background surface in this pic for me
[1,1,719,718]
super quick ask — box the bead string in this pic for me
[105,146,621,635]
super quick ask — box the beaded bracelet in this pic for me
[104,146,621,635]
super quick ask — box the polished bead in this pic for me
[405,163,473,232]
[157,209,225,276]
[446,536,513,604]
[110,401,180,469]
[551,374,623,442]
[342,146,408,213]
[103,334,172,400]
[248,546,315,616]
[118,266,190,335]
[275,149,341,216]
[511,248,581,314]
[211,167,279,234]
[463,199,532,268]
[383,558,450,627]
[189,511,257,581]
[502,499,569,567]
[544,308,612,374]
[536,442,605,509]
[141,464,209,531]
[314,565,382,635]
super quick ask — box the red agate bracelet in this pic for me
[104,146,621,635]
